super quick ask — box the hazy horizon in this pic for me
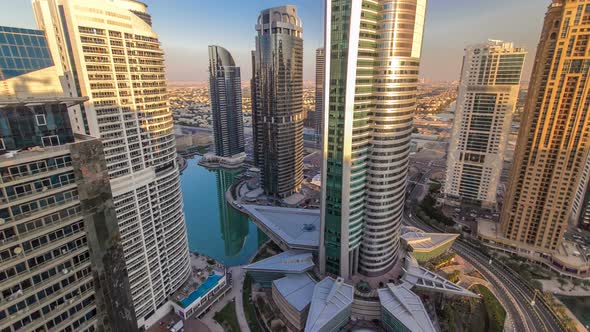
[2,0,547,82]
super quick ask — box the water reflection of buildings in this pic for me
[214,169,249,257]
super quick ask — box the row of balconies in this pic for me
[0,164,73,188]
[1,279,94,332]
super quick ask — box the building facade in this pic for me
[33,0,191,327]
[306,48,325,146]
[501,0,590,253]
[251,6,304,198]
[208,46,245,159]
[571,153,590,228]
[444,40,526,208]
[577,174,590,229]
[320,0,427,278]
[0,26,136,332]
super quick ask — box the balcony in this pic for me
[4,178,76,205]
[0,245,88,291]
[0,274,94,326]
[1,163,73,185]
[0,211,83,252]
[0,259,91,308]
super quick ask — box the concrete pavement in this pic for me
[198,266,250,332]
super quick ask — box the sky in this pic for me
[2,0,548,82]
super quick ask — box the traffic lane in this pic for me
[403,210,561,332]
[402,213,531,332]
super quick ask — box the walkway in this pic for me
[198,266,250,332]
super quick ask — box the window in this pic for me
[35,114,46,126]
[41,135,59,147]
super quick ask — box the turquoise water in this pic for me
[557,296,590,328]
[179,274,222,308]
[180,156,259,266]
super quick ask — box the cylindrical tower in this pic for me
[208,45,245,158]
[320,0,427,278]
[252,5,304,199]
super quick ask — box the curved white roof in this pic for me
[273,273,316,312]
[242,205,320,249]
[378,282,436,332]
[305,277,354,332]
[403,255,478,298]
[244,250,314,273]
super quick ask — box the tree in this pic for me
[448,270,461,283]
[572,278,581,290]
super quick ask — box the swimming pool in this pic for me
[180,274,223,308]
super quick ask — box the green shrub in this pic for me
[213,302,240,332]
[448,270,461,283]
[474,285,506,332]
[420,194,455,226]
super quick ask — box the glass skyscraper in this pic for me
[320,0,427,278]
[0,27,53,80]
[208,45,245,159]
[252,6,304,199]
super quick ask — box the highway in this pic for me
[404,170,565,332]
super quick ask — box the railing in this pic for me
[3,195,79,224]
[0,211,82,248]
[4,178,76,203]
[0,259,91,307]
[0,228,85,268]
[0,246,88,290]
[1,274,94,324]
[1,162,72,184]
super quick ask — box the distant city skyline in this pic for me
[4,0,545,82]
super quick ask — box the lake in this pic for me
[180,156,261,266]
[557,296,590,328]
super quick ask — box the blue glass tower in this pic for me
[208,45,245,158]
[0,26,53,80]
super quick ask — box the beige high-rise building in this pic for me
[33,0,191,328]
[444,40,526,208]
[501,0,590,253]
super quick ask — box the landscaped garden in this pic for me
[213,301,240,332]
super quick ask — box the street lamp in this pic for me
[531,289,539,306]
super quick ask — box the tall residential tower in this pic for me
[312,48,325,145]
[208,46,245,161]
[33,0,191,328]
[0,26,136,332]
[320,0,427,278]
[444,40,526,208]
[252,6,304,198]
[501,0,590,253]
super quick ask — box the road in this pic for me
[404,169,565,332]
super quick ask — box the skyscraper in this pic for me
[0,26,136,331]
[501,0,590,253]
[33,0,190,328]
[252,6,304,198]
[208,45,245,160]
[313,48,325,145]
[444,40,526,208]
[571,153,590,227]
[320,0,427,278]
